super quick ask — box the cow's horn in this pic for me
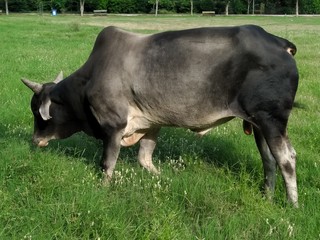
[21,78,43,94]
[53,71,63,84]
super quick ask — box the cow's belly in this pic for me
[190,116,234,136]
[121,106,234,147]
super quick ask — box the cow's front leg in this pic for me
[87,95,127,180]
[101,129,123,180]
[253,127,277,200]
[138,128,160,174]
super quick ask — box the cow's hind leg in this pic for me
[253,126,277,200]
[138,128,160,174]
[269,134,297,207]
[255,118,298,207]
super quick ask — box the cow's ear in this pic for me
[39,99,52,121]
[21,78,43,94]
[53,71,63,84]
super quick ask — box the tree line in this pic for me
[1,0,319,15]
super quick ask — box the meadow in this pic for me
[0,14,319,239]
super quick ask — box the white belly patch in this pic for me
[120,105,234,146]
[121,106,153,147]
[121,132,146,147]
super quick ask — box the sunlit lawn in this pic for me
[0,14,319,239]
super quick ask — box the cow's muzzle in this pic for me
[32,136,52,147]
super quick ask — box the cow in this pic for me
[22,25,299,206]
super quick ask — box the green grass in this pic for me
[0,14,320,239]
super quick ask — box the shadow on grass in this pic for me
[2,118,261,180]
[22,125,261,180]
[154,127,261,176]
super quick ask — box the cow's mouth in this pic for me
[38,140,49,147]
[33,136,55,147]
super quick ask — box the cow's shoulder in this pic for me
[99,26,142,40]
[93,26,143,51]
[99,26,133,37]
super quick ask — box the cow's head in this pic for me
[22,72,80,147]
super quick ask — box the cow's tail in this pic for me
[286,41,297,56]
[279,37,297,56]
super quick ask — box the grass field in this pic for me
[0,14,320,239]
